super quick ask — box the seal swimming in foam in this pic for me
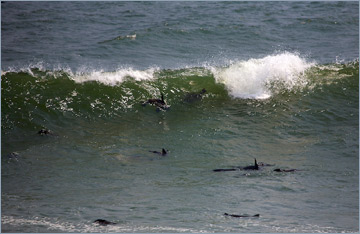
[183,88,207,103]
[142,93,169,111]
[93,219,117,226]
[224,213,260,218]
[149,148,167,156]
[242,158,259,170]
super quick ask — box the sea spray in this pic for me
[212,52,315,99]
[71,67,159,86]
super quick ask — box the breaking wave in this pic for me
[2,52,358,131]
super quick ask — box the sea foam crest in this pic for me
[212,52,315,99]
[71,67,159,86]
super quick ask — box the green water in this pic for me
[2,61,359,232]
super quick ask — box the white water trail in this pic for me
[71,67,159,86]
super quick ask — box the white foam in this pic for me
[212,52,315,99]
[71,67,159,86]
[1,216,77,232]
[1,61,73,79]
[1,215,208,233]
[2,215,351,233]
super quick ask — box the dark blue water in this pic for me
[2,1,358,71]
[1,2,359,233]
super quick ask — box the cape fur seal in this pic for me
[213,168,237,172]
[242,158,259,170]
[143,93,166,106]
[38,129,52,135]
[213,158,260,172]
[224,213,260,218]
[274,168,298,172]
[183,88,207,103]
[149,148,167,156]
[93,219,117,226]
[142,93,169,110]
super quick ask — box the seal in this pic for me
[149,148,167,156]
[242,158,259,170]
[213,168,237,172]
[224,213,260,218]
[143,93,166,106]
[142,93,169,111]
[274,168,297,172]
[93,219,117,226]
[183,88,207,103]
[212,159,274,172]
[38,129,52,135]
[6,152,20,161]
[257,162,274,167]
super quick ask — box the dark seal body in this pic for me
[224,213,260,218]
[183,88,207,103]
[242,158,259,170]
[38,129,52,135]
[149,148,167,156]
[213,168,237,172]
[142,93,170,111]
[274,168,297,172]
[93,219,116,226]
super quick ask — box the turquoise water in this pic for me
[1,2,359,233]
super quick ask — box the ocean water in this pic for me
[1,1,359,233]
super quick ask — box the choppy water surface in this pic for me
[1,1,359,233]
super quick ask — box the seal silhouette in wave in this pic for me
[142,93,169,111]
[149,148,167,156]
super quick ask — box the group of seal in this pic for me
[92,212,260,226]
[213,158,260,172]
[35,88,298,225]
[212,159,300,220]
[213,158,299,173]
